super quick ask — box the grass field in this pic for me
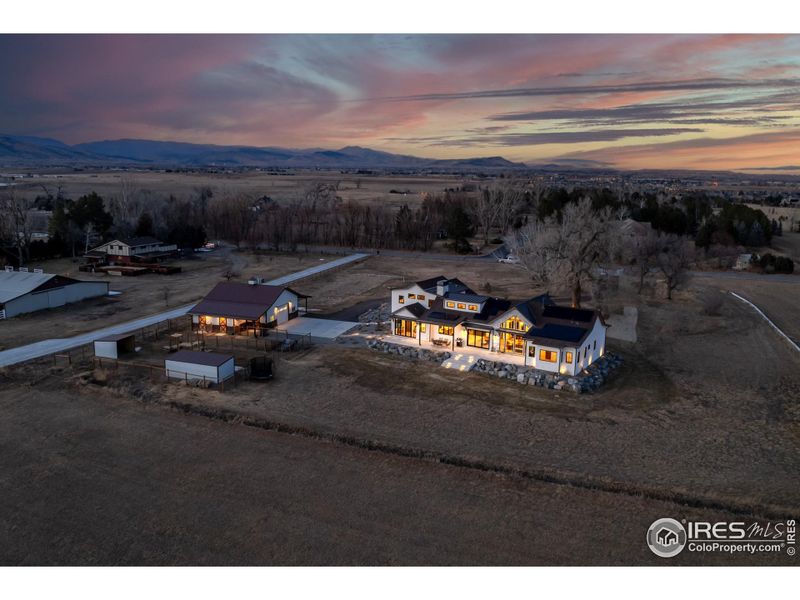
[10,170,472,209]
[1,252,798,565]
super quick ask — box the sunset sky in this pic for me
[1,34,799,170]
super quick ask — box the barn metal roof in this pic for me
[0,271,54,303]
[167,350,233,367]
[189,282,302,320]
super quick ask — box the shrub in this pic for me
[757,253,795,274]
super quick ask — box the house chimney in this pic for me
[436,279,449,297]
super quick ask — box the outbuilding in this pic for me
[189,281,309,336]
[93,333,136,359]
[0,268,109,319]
[164,350,235,384]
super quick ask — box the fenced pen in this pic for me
[14,315,316,393]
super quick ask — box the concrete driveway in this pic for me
[277,316,357,339]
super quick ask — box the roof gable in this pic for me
[189,282,296,319]
[0,271,54,303]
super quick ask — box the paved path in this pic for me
[441,352,478,372]
[691,271,800,284]
[729,291,800,353]
[276,316,357,340]
[265,253,368,286]
[0,253,369,368]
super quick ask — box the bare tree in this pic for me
[0,187,34,265]
[506,197,614,308]
[470,181,525,246]
[625,227,662,294]
[469,187,502,246]
[656,233,695,300]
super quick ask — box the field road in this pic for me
[0,253,369,368]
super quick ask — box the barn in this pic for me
[189,281,309,336]
[0,268,109,319]
[164,350,235,384]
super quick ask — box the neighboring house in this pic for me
[0,267,109,319]
[188,281,309,336]
[389,275,607,376]
[85,236,178,264]
[618,218,652,249]
[734,253,753,270]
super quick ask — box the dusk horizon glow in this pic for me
[2,34,800,170]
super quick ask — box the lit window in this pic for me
[408,293,416,299]
[468,304,478,311]
[528,345,535,357]
[418,295,425,301]
[421,323,427,333]
[539,349,557,362]
[438,326,454,335]
[565,351,574,363]
[399,296,405,304]
[502,316,528,332]
[457,303,466,309]
[446,301,455,308]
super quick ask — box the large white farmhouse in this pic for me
[390,276,607,376]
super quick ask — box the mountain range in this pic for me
[0,135,526,170]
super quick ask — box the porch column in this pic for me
[418,322,421,346]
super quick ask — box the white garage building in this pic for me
[165,350,235,384]
[0,268,109,319]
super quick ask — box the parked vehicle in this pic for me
[497,254,520,264]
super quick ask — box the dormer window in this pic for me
[446,301,455,308]
[502,316,528,332]
[468,304,478,311]
[408,293,416,299]
[417,294,425,301]
[399,295,405,304]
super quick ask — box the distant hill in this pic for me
[0,135,526,170]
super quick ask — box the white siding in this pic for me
[94,340,119,359]
[164,357,234,384]
[575,319,606,372]
[3,281,108,318]
[390,284,431,314]
[267,289,299,324]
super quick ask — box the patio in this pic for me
[382,332,526,366]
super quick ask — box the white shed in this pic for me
[93,333,136,359]
[164,350,235,384]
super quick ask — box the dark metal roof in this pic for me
[393,303,427,318]
[541,305,595,323]
[95,333,135,343]
[414,275,474,294]
[525,323,588,344]
[121,236,163,247]
[444,291,488,304]
[189,282,299,319]
[167,350,233,367]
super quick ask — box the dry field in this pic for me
[1,254,798,564]
[0,248,331,349]
[0,361,793,566]
[10,170,471,209]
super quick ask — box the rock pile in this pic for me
[359,303,391,323]
[471,352,623,393]
[367,339,451,363]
